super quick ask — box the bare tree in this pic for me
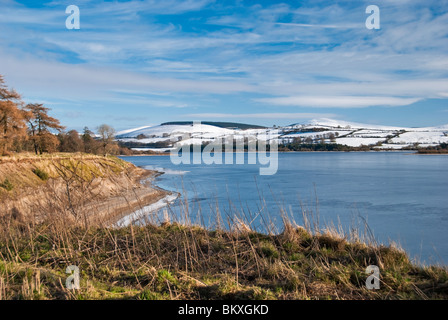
[293,137,302,144]
[97,124,116,155]
[59,130,83,153]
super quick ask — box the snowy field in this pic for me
[117,118,448,150]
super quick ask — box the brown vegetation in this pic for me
[1,198,447,300]
[0,153,168,226]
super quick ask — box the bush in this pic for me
[32,168,49,181]
[0,179,13,191]
[258,241,279,259]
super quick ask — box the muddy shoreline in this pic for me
[103,169,176,226]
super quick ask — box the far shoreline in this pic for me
[121,149,419,156]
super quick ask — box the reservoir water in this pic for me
[120,152,448,265]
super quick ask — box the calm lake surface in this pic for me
[120,152,448,265]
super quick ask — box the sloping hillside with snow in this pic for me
[116,119,448,151]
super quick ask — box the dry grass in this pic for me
[1,197,448,300]
[0,153,129,195]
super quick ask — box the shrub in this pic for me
[258,241,279,259]
[32,168,49,181]
[0,179,13,191]
[157,269,176,284]
[139,290,166,300]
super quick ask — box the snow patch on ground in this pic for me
[390,131,448,144]
[334,137,384,147]
[115,193,179,227]
[117,119,448,149]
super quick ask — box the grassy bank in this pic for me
[0,153,167,226]
[0,153,129,195]
[1,215,447,300]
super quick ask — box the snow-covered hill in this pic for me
[116,119,448,151]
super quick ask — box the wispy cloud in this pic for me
[275,22,360,29]
[256,96,422,108]
[0,50,255,99]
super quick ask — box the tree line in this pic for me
[0,75,123,156]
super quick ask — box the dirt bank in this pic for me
[0,153,170,226]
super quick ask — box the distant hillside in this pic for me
[161,121,266,130]
[116,118,448,151]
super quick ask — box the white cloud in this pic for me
[0,50,256,101]
[256,96,422,108]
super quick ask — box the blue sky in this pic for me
[0,0,447,131]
